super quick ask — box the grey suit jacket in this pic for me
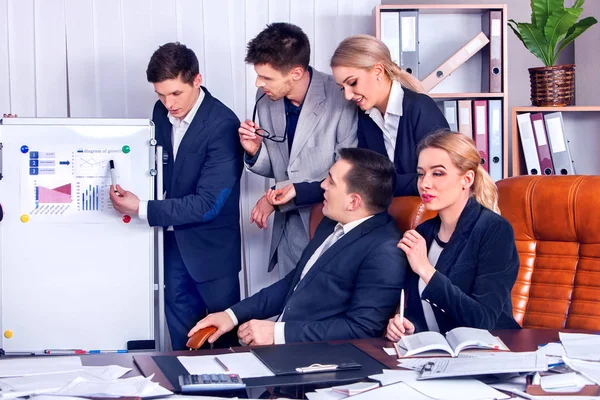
[247,67,358,271]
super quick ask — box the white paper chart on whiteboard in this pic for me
[20,146,132,223]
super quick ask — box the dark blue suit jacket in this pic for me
[148,87,243,282]
[230,212,407,343]
[405,198,521,333]
[294,88,449,205]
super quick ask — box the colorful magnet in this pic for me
[20,214,29,223]
[4,330,12,339]
[20,145,29,154]
[122,145,131,154]
[122,215,131,223]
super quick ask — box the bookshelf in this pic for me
[374,4,509,179]
[511,106,600,176]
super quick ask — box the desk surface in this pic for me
[77,328,592,393]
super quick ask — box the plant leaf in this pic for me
[544,7,581,62]
[518,22,551,65]
[532,0,565,29]
[555,16,598,58]
[573,0,585,9]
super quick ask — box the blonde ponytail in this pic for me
[473,165,500,214]
[331,34,425,93]
[417,131,501,215]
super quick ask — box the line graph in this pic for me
[74,153,110,177]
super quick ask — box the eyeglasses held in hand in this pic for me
[252,92,288,143]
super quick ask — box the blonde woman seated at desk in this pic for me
[386,132,520,341]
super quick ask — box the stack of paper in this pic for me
[559,332,600,362]
[53,375,171,398]
[178,352,274,378]
[0,356,83,378]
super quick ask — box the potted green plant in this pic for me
[508,0,597,106]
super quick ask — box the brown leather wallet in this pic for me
[185,326,218,350]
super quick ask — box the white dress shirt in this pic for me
[365,80,404,162]
[419,239,444,332]
[226,215,374,344]
[138,88,205,226]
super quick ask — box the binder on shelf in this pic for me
[421,32,490,92]
[381,11,400,66]
[516,113,542,175]
[458,100,473,139]
[488,100,503,181]
[530,113,554,175]
[399,11,419,77]
[544,112,576,175]
[481,11,503,93]
[443,101,458,132]
[472,100,489,172]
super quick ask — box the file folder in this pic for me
[487,100,503,181]
[516,113,541,175]
[472,100,489,172]
[421,32,490,92]
[458,100,473,139]
[530,113,554,175]
[380,11,400,66]
[544,112,576,175]
[443,101,458,132]
[481,11,503,93]
[399,11,419,77]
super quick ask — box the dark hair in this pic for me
[245,23,310,73]
[146,42,199,84]
[339,148,396,213]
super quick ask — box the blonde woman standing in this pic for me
[386,132,520,340]
[268,34,449,207]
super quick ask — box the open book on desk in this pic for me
[394,327,509,358]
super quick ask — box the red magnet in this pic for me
[122,215,131,223]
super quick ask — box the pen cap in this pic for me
[109,160,115,168]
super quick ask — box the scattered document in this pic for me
[0,356,83,378]
[383,347,397,356]
[540,372,594,393]
[53,375,172,398]
[305,388,348,400]
[178,352,274,379]
[369,369,508,400]
[562,356,600,386]
[343,382,432,400]
[415,352,547,380]
[559,332,600,361]
[331,381,379,395]
[0,365,131,399]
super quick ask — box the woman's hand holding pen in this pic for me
[266,184,296,206]
[386,315,415,342]
[398,230,436,284]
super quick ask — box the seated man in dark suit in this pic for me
[189,148,407,345]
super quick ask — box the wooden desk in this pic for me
[77,328,596,398]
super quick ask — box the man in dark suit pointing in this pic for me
[110,42,243,350]
[189,148,406,345]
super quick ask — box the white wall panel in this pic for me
[34,0,68,117]
[313,0,338,72]
[268,0,290,22]
[65,0,98,117]
[176,0,205,77]
[0,0,11,114]
[93,0,126,117]
[121,0,155,118]
[7,0,36,116]
[290,0,315,66]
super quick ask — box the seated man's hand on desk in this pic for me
[238,319,275,346]
[189,312,235,345]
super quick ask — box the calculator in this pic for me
[178,373,246,392]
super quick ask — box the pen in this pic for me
[214,356,230,372]
[398,289,405,325]
[88,350,128,354]
[109,160,118,193]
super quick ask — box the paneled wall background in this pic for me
[0,0,380,297]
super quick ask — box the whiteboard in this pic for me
[0,118,157,351]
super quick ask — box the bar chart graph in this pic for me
[75,181,112,212]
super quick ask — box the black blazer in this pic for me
[148,87,243,282]
[231,212,407,343]
[405,198,521,333]
[294,88,449,205]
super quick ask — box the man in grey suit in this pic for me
[239,23,357,279]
